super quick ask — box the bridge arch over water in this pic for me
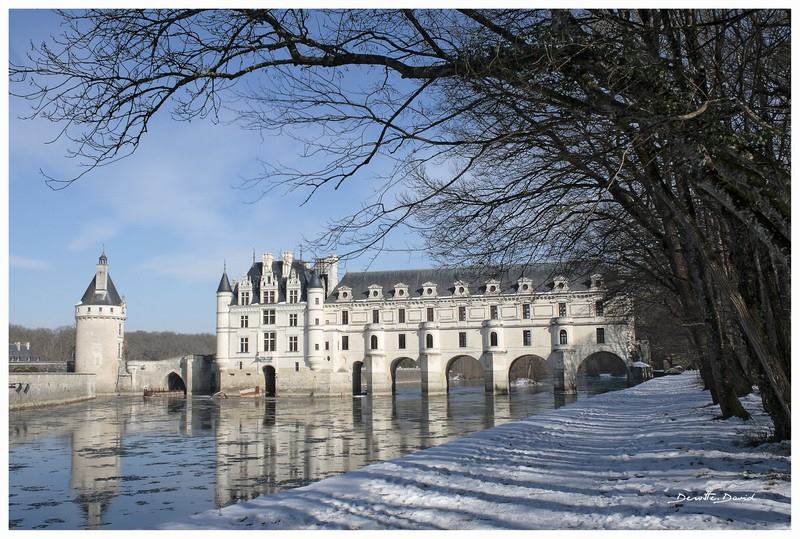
[578,351,629,377]
[508,354,551,387]
[390,357,419,393]
[445,354,484,393]
[166,371,186,393]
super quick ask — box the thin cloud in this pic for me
[10,254,50,270]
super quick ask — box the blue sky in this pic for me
[8,9,431,333]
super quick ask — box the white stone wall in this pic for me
[9,373,96,410]
[75,305,126,394]
[217,276,633,395]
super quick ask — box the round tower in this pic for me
[305,271,327,370]
[74,251,126,395]
[216,265,233,378]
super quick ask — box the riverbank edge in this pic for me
[169,372,790,530]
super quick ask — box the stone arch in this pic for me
[263,366,276,397]
[166,371,186,393]
[578,351,628,377]
[352,361,365,395]
[508,354,551,387]
[445,354,484,392]
[390,356,419,393]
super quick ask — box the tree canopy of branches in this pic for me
[9,324,216,362]
[11,9,790,439]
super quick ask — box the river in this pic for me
[9,375,629,529]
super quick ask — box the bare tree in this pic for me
[11,9,790,438]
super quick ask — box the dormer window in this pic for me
[368,284,384,300]
[393,282,409,299]
[553,275,569,292]
[590,273,604,289]
[485,279,500,295]
[336,286,352,302]
[421,281,438,297]
[453,280,469,297]
[517,277,533,294]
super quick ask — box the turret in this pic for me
[305,271,327,370]
[74,251,126,394]
[216,266,233,369]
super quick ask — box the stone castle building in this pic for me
[216,251,637,396]
[74,252,127,395]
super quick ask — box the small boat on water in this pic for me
[511,377,536,387]
[143,387,185,398]
[239,387,261,397]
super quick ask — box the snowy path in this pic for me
[169,373,790,529]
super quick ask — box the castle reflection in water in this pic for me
[9,376,627,530]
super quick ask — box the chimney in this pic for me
[25,342,30,351]
[261,252,274,275]
[15,342,21,352]
[324,254,339,290]
[281,251,294,278]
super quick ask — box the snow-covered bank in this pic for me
[170,373,790,529]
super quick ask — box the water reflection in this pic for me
[9,374,628,530]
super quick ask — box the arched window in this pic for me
[559,329,568,345]
[426,334,434,349]
[370,335,378,350]
[490,332,498,347]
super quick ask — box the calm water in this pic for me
[9,375,628,530]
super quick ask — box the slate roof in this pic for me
[307,271,323,289]
[217,271,232,293]
[230,260,317,305]
[79,274,124,306]
[329,263,603,302]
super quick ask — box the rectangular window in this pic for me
[289,313,298,327]
[523,330,532,346]
[399,334,406,349]
[490,305,498,320]
[295,362,299,372]
[240,337,249,353]
[289,289,298,303]
[522,304,531,319]
[240,315,249,328]
[458,306,466,322]
[325,341,330,351]
[315,318,320,325]
[342,310,349,325]
[398,308,405,323]
[342,335,349,350]
[459,332,467,348]
[315,297,320,305]
[596,301,604,316]
[315,343,320,351]
[262,309,276,325]
[241,291,250,304]
[265,290,275,304]
[596,328,605,344]
[289,335,298,352]
[559,303,567,317]
[427,307,434,322]
[373,309,380,324]
[264,332,276,352]
[118,343,122,358]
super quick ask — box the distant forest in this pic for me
[9,325,215,362]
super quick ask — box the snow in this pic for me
[167,373,790,530]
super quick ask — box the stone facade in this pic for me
[216,252,637,396]
[74,252,126,395]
